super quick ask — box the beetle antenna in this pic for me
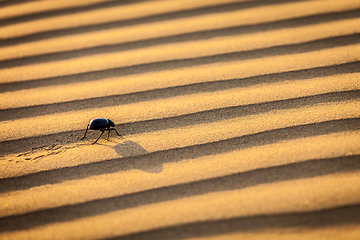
[81,124,89,140]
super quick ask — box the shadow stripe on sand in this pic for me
[0,0,32,8]
[1,64,359,121]
[1,91,359,155]
[0,0,144,27]
[1,1,359,239]
[1,8,359,69]
[0,154,358,232]
[1,118,359,193]
[111,204,360,240]
[1,33,359,93]
[0,0,308,46]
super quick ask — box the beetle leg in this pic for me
[110,127,121,136]
[106,129,110,140]
[93,130,104,144]
[81,124,89,140]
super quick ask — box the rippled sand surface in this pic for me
[0,0,360,239]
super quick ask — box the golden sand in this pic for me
[0,0,359,239]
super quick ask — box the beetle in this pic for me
[81,118,122,144]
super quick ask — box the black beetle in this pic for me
[81,118,122,144]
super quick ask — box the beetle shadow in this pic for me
[113,140,163,173]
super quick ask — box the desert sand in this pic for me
[0,0,359,239]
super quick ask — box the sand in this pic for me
[0,0,359,239]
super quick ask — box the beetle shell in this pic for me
[89,118,115,130]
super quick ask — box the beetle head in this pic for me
[108,119,115,127]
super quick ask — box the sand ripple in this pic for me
[0,0,359,239]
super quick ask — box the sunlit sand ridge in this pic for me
[0,0,359,239]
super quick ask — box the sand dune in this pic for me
[0,0,359,239]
